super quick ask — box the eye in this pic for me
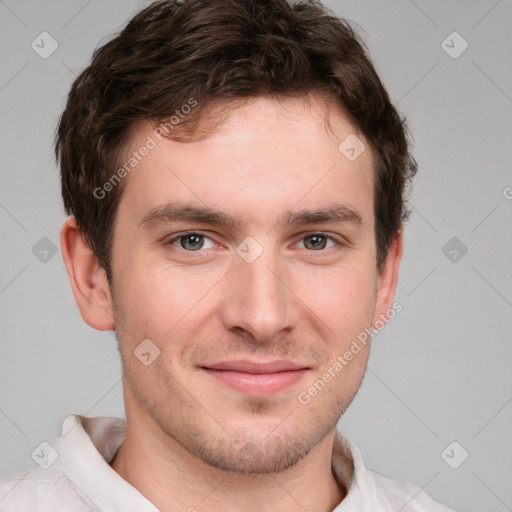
[165,231,343,254]
[297,232,338,251]
[167,232,215,251]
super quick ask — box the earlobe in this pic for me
[60,217,115,331]
[372,229,403,330]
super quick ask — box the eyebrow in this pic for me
[139,202,364,230]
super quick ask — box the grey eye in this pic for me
[180,234,205,251]
[168,233,215,251]
[302,234,329,250]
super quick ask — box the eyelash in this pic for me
[165,231,345,253]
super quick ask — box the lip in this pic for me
[201,360,310,396]
[204,360,308,373]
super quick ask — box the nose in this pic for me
[220,248,300,344]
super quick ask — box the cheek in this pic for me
[293,262,376,336]
[113,259,220,343]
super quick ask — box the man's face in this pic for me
[109,95,389,473]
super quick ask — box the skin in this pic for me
[61,94,402,512]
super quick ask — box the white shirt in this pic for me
[0,414,455,511]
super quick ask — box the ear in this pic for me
[372,228,403,330]
[60,216,115,331]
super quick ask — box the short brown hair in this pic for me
[56,0,417,281]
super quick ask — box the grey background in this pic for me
[0,0,511,510]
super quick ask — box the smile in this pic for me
[201,360,310,396]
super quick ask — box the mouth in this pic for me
[200,360,310,396]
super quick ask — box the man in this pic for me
[0,0,455,510]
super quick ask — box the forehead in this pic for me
[116,94,375,230]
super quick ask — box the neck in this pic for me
[111,412,347,512]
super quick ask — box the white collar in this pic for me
[52,414,381,511]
